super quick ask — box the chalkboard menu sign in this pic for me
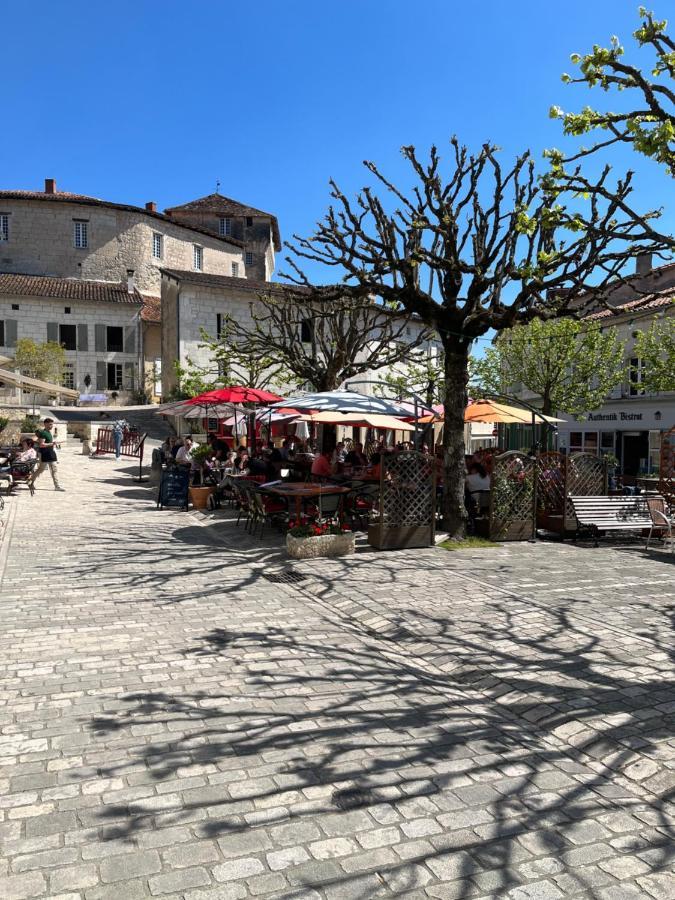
[157,468,190,510]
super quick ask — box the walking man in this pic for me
[30,417,65,491]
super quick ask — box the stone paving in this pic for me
[1,444,674,899]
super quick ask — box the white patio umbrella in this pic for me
[271,390,415,418]
[299,411,415,432]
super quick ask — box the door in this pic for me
[622,431,649,477]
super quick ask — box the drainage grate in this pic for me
[262,570,308,585]
[331,786,376,810]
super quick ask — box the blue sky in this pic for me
[3,0,672,297]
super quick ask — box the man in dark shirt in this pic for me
[29,417,64,491]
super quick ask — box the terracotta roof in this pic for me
[141,295,161,322]
[0,273,144,304]
[161,269,307,294]
[165,193,281,251]
[0,190,244,248]
[585,290,675,321]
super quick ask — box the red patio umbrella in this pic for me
[184,386,282,406]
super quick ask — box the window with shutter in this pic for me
[47,322,59,344]
[124,326,136,355]
[77,324,88,352]
[5,319,17,348]
[123,363,135,391]
[96,361,106,391]
[95,324,106,352]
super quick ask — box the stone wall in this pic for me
[0,294,141,401]
[161,277,442,398]
[164,210,274,281]
[0,198,244,294]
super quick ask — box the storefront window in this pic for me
[570,431,582,453]
[649,430,661,475]
[583,432,598,453]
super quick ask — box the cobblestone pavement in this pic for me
[1,444,675,899]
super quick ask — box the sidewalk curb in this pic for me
[0,497,17,590]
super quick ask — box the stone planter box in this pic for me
[287,532,355,560]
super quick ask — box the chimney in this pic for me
[636,252,652,276]
[44,178,56,194]
[145,201,157,213]
[126,269,135,294]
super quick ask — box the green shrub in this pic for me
[0,416,8,434]
[19,415,40,434]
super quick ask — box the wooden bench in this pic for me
[569,494,662,546]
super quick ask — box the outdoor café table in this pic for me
[263,483,351,521]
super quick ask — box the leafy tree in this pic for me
[378,351,445,407]
[167,322,294,401]
[282,139,666,536]
[13,339,66,385]
[223,290,432,393]
[472,318,627,416]
[633,315,675,392]
[550,7,675,176]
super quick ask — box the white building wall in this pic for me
[168,281,442,397]
[0,294,141,400]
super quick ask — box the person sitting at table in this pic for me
[161,435,178,463]
[233,447,249,473]
[331,442,346,469]
[346,443,368,468]
[175,436,195,468]
[280,438,292,460]
[311,450,333,480]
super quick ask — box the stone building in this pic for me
[165,194,280,283]
[509,257,675,477]
[160,269,437,399]
[0,178,273,401]
[0,273,143,401]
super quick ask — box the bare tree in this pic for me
[281,139,668,536]
[222,288,432,393]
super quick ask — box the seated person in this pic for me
[465,463,491,515]
[247,452,273,479]
[1,438,37,472]
[233,447,249,473]
[311,450,333,480]
[369,452,382,481]
[161,435,178,462]
[346,442,368,468]
[331,442,346,469]
[175,437,195,467]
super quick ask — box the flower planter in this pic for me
[287,532,355,559]
[188,485,215,510]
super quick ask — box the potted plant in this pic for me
[188,443,215,510]
[286,520,355,559]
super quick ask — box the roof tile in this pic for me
[0,273,144,304]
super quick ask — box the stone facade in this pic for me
[510,259,675,476]
[0,192,244,295]
[0,290,141,403]
[165,193,280,282]
[160,271,437,399]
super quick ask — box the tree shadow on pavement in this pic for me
[83,584,675,899]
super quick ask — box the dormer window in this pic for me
[219,217,232,236]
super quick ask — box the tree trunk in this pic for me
[441,338,471,539]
